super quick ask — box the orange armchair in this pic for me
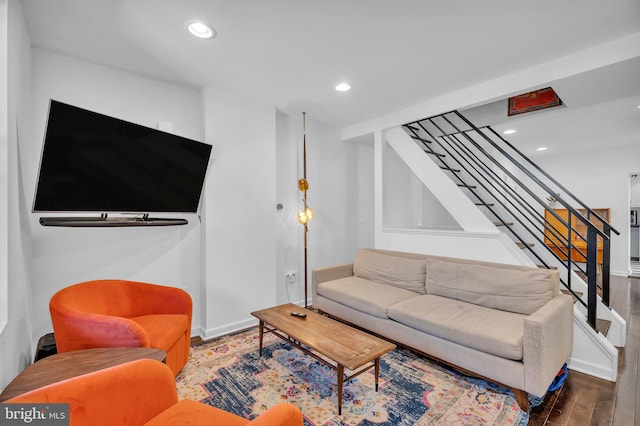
[49,280,192,375]
[6,359,303,426]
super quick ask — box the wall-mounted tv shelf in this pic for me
[39,215,188,227]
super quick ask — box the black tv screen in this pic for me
[33,100,212,214]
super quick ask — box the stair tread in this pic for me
[561,289,583,296]
[596,318,611,336]
[440,166,461,172]
[537,265,558,270]
[410,135,433,144]
[559,290,611,336]
[457,183,477,188]
[493,221,514,226]
[515,242,534,248]
[561,289,584,304]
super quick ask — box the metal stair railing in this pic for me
[405,120,587,293]
[403,110,620,332]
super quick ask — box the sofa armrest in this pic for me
[523,293,574,396]
[6,359,178,426]
[311,263,353,306]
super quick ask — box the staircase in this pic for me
[382,110,625,382]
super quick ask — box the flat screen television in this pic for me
[33,100,212,227]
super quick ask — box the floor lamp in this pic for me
[297,112,314,308]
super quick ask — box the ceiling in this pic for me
[463,57,640,157]
[20,0,640,156]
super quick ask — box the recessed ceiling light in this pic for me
[537,146,548,151]
[335,82,351,92]
[187,21,216,39]
[503,129,517,135]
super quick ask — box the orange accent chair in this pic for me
[49,280,192,375]
[6,359,303,426]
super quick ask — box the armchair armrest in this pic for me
[50,310,150,352]
[6,359,177,426]
[523,293,574,396]
[312,263,353,306]
[129,282,192,317]
[248,403,303,425]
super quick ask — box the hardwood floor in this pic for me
[190,275,639,425]
[529,274,639,426]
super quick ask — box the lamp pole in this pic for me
[297,112,313,308]
[302,112,309,308]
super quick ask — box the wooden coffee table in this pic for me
[251,303,395,415]
[0,347,166,402]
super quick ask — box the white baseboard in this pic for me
[193,300,309,341]
[202,317,259,341]
[567,356,617,382]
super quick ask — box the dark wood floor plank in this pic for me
[530,387,562,425]
[568,381,597,425]
[545,375,580,424]
[590,378,616,426]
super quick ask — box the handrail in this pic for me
[452,111,612,240]
[484,125,621,237]
[410,121,589,302]
[402,110,617,331]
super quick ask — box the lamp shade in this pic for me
[297,210,308,225]
[297,206,315,225]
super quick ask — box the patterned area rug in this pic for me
[177,328,529,425]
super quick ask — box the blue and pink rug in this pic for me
[177,328,529,425]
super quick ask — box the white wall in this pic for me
[199,91,358,337]
[201,86,278,338]
[356,142,375,249]
[382,140,458,230]
[0,0,34,389]
[535,144,640,276]
[306,118,360,272]
[382,141,413,228]
[275,110,303,305]
[28,49,205,339]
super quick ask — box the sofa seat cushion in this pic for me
[131,314,190,351]
[388,295,526,360]
[317,276,419,319]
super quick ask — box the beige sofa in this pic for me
[312,248,574,411]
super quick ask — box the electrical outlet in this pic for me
[286,271,296,282]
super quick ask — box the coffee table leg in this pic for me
[258,320,264,356]
[374,358,380,392]
[337,364,344,415]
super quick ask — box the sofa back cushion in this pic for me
[353,249,427,294]
[426,257,558,315]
